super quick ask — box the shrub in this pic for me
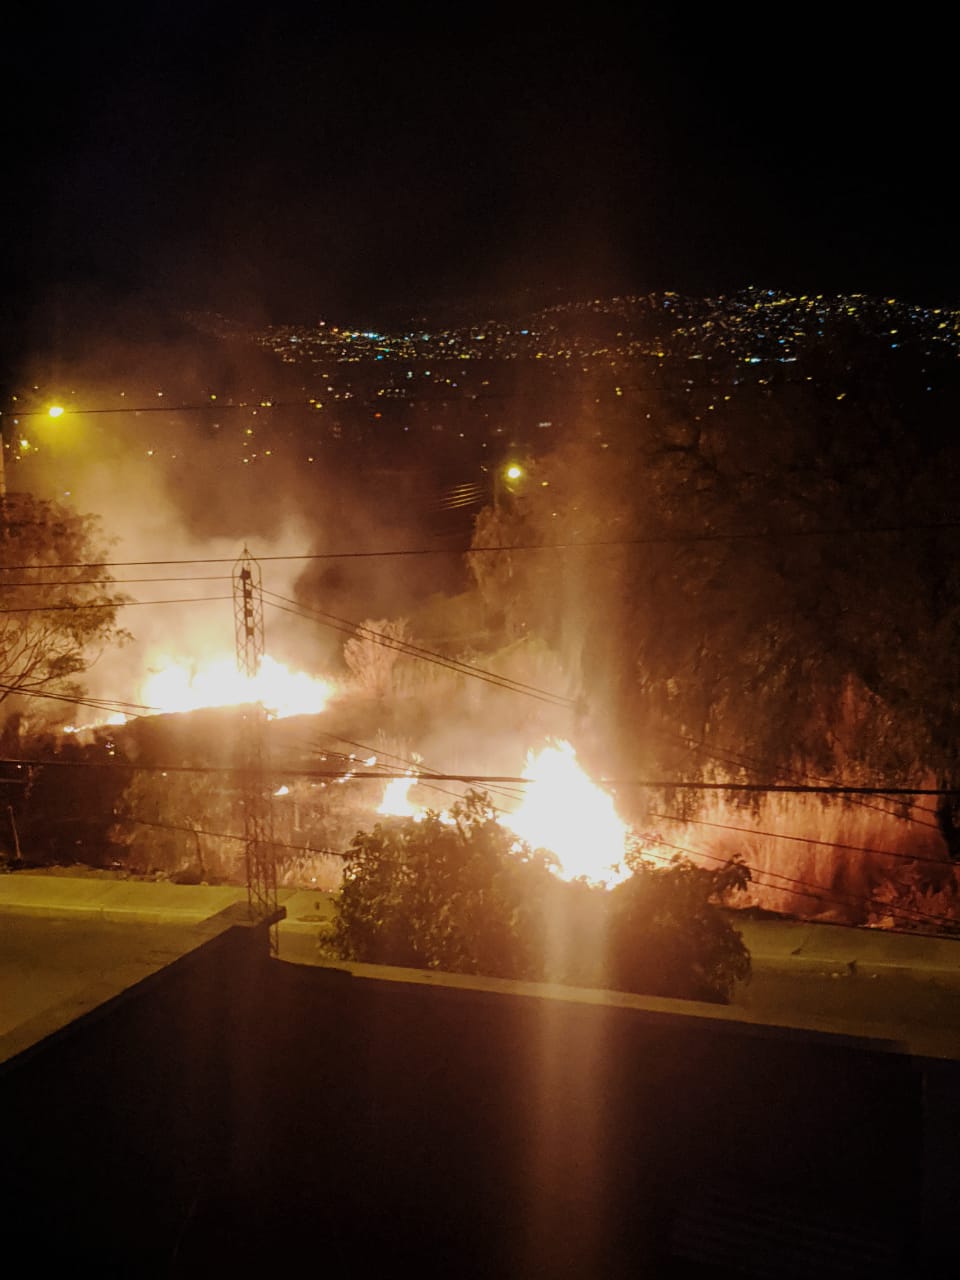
[330,790,555,980]
[605,852,752,1002]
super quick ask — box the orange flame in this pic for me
[502,740,630,885]
[139,654,335,719]
[376,740,631,885]
[378,774,423,819]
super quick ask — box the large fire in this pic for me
[502,741,631,885]
[378,775,423,819]
[139,654,335,719]
[66,654,336,731]
[377,739,631,885]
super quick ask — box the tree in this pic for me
[343,617,413,702]
[111,767,240,882]
[465,345,960,875]
[605,852,752,1003]
[5,733,131,867]
[329,790,556,980]
[0,493,128,730]
[468,502,541,642]
[608,353,960,866]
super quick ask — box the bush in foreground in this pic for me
[326,791,751,1003]
[330,790,555,980]
[605,851,752,1003]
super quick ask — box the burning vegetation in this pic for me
[327,788,752,1003]
[3,313,960,949]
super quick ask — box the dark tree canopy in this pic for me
[3,736,130,868]
[468,343,960,856]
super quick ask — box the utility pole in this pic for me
[233,547,280,953]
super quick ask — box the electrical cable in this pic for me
[4,520,960,574]
[662,729,943,832]
[0,574,233,589]
[649,810,953,870]
[649,836,957,932]
[5,753,953,929]
[120,815,346,860]
[0,683,157,715]
[264,591,577,709]
[307,729,522,812]
[0,594,233,615]
[1,753,959,794]
[122,804,960,931]
[266,588,576,707]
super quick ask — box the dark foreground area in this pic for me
[3,907,959,1278]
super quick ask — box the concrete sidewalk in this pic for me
[275,888,335,928]
[0,872,246,923]
[3,873,958,979]
[735,915,960,977]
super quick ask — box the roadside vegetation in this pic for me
[323,790,752,1003]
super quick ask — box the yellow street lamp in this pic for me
[493,460,528,507]
[1,404,67,499]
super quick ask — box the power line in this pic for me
[0,756,535,781]
[1,754,959,795]
[650,810,953,870]
[0,594,232,615]
[119,812,955,933]
[3,394,519,420]
[6,755,953,929]
[5,400,304,419]
[663,729,942,832]
[120,815,346,861]
[0,683,157,716]
[307,729,523,813]
[307,733,476,808]
[615,780,960,797]
[650,836,958,932]
[0,574,233,589]
[264,591,577,709]
[266,589,576,707]
[130,804,953,931]
[4,520,960,575]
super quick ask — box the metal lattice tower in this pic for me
[233,547,279,953]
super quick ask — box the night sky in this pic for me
[3,6,956,358]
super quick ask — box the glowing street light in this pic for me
[1,403,68,500]
[493,459,528,508]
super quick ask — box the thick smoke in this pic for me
[10,323,462,719]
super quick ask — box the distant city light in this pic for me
[47,405,65,419]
